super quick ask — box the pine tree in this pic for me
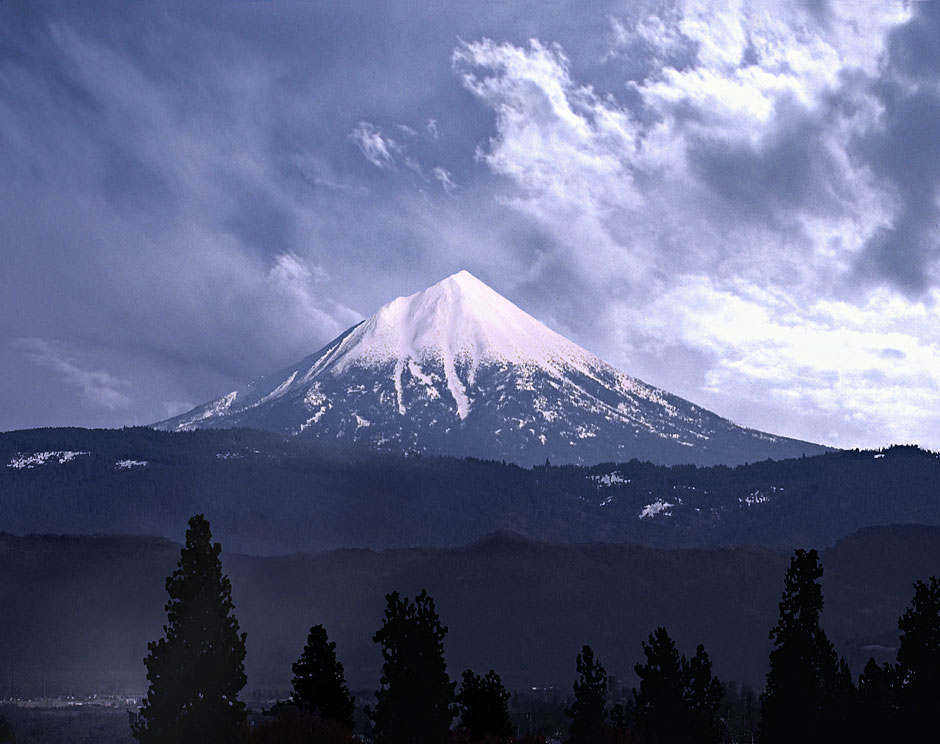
[632,628,684,744]
[132,514,247,744]
[895,576,940,739]
[684,644,723,742]
[369,589,455,744]
[758,549,853,744]
[566,645,607,744]
[856,658,896,744]
[290,624,355,730]
[456,669,515,743]
[632,628,722,744]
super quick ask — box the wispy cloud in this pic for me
[350,121,400,168]
[433,167,457,194]
[14,338,131,410]
[267,253,361,334]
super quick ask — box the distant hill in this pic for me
[154,271,827,466]
[0,427,936,554]
[0,526,936,699]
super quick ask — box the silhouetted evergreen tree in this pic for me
[132,514,247,744]
[369,589,455,744]
[758,549,853,744]
[566,645,607,744]
[610,701,630,737]
[290,624,355,730]
[856,658,896,744]
[684,643,724,742]
[895,576,940,739]
[632,628,723,744]
[633,628,683,744]
[455,669,515,743]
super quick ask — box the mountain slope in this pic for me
[155,271,827,466]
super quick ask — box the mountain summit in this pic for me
[155,271,827,465]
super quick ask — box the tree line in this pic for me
[81,514,940,744]
[7,425,940,557]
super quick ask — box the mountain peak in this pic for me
[442,268,480,286]
[343,270,584,376]
[155,272,829,466]
[324,270,588,419]
[435,269,501,298]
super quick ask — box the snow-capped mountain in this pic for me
[154,271,828,466]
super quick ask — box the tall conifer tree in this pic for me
[566,645,608,744]
[369,590,455,744]
[758,549,853,744]
[633,628,684,744]
[132,514,247,744]
[291,624,355,730]
[895,576,940,739]
[632,628,723,744]
[455,669,515,743]
[856,658,896,744]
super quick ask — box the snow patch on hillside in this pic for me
[639,499,676,519]
[8,451,89,469]
[591,472,630,487]
[740,489,772,506]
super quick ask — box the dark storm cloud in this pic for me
[885,0,940,79]
[853,1,940,294]
[689,104,846,228]
[0,2,361,426]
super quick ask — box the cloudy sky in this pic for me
[1,0,938,451]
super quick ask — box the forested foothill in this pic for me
[0,525,938,709]
[3,428,940,741]
[2,428,939,554]
[6,516,934,743]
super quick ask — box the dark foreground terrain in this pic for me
[0,524,935,701]
[0,705,131,744]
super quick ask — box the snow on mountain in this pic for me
[154,271,828,466]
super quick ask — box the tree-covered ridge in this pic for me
[118,516,940,744]
[1,427,939,554]
[1,524,938,704]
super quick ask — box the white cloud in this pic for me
[3,1,933,450]
[433,167,456,194]
[618,277,940,448]
[14,338,131,410]
[350,121,400,168]
[267,253,360,336]
[452,3,939,449]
